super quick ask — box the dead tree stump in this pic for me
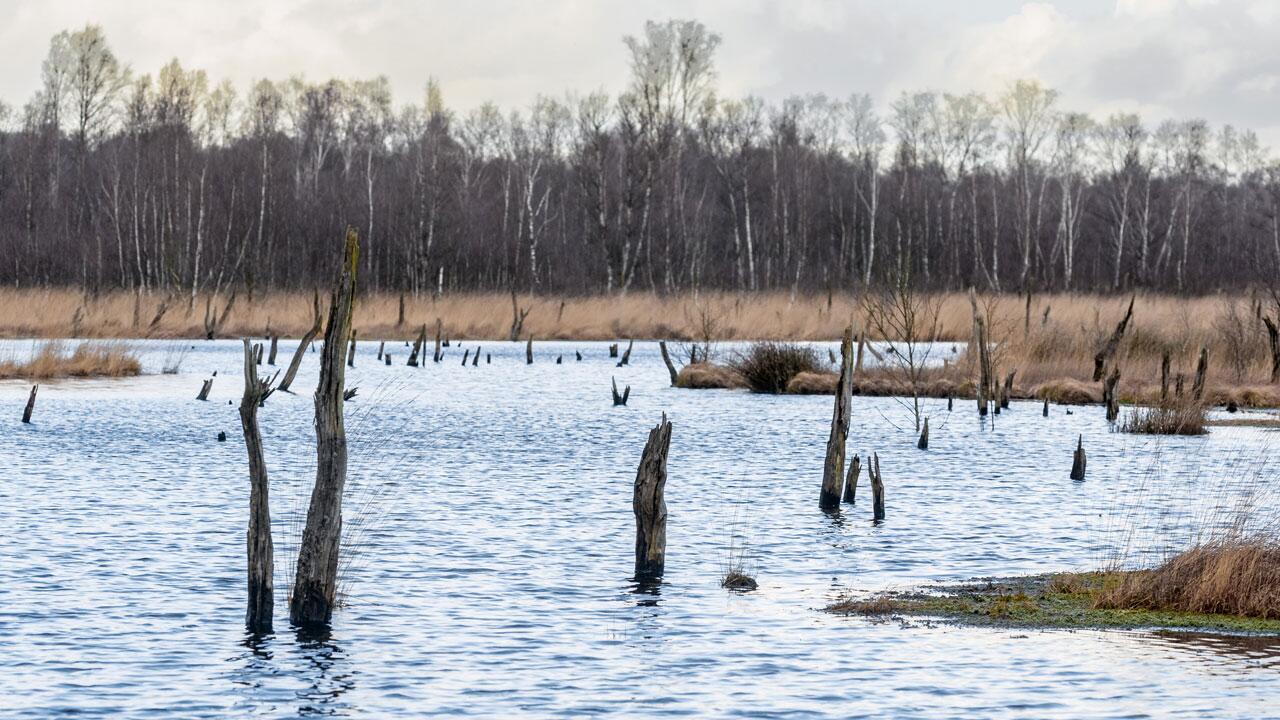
[1042,398,1049,417]
[1000,371,1015,409]
[1093,295,1135,381]
[1192,347,1209,401]
[377,341,384,361]
[290,228,359,627]
[633,414,672,583]
[462,349,471,366]
[255,343,263,365]
[197,378,213,401]
[347,330,357,368]
[22,384,37,423]
[473,347,480,366]
[384,354,391,366]
[1103,366,1121,422]
[575,350,582,362]
[1070,435,1087,480]
[842,454,861,503]
[433,319,443,363]
[268,335,279,365]
[917,417,929,450]
[279,291,323,393]
[612,377,631,406]
[526,336,534,365]
[868,453,885,521]
[1265,316,1280,384]
[616,340,634,367]
[407,324,427,367]
[820,327,854,511]
[659,341,679,387]
[609,343,619,358]
[239,338,275,633]
[556,355,563,364]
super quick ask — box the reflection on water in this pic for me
[2,338,1279,717]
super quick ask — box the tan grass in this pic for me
[1094,542,1280,619]
[0,341,141,380]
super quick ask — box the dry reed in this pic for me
[0,341,141,380]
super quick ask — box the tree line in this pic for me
[1,20,1277,298]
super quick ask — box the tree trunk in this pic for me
[239,339,274,633]
[1070,434,1086,481]
[197,378,213,401]
[1192,347,1209,401]
[22,384,37,423]
[658,341,679,386]
[1093,295,1135,382]
[820,327,854,511]
[842,454,861,503]
[868,452,884,521]
[1264,316,1280,384]
[268,335,279,365]
[290,228,359,627]
[633,414,672,583]
[279,291,322,393]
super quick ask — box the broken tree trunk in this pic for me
[917,417,929,450]
[820,327,854,511]
[433,318,443,363]
[347,330,357,368]
[22,384,37,423]
[969,289,992,417]
[1160,350,1171,402]
[1192,347,1209,401]
[659,341,679,386]
[473,347,480,366]
[526,336,534,365]
[1000,371,1015,409]
[197,378,213,401]
[268,335,279,365]
[1092,295,1135,381]
[239,339,275,634]
[609,343,619,358]
[279,291,322,393]
[1042,397,1049,417]
[290,228,359,627]
[617,340,634,367]
[633,414,672,583]
[462,349,471,366]
[869,453,884,521]
[408,324,427,367]
[1265,316,1280,384]
[397,292,406,328]
[842,454,861,503]
[508,290,529,341]
[1103,366,1121,422]
[377,340,384,362]
[1070,435,1087,481]
[612,377,631,406]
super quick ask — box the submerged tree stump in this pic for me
[1042,397,1049,417]
[239,339,275,634]
[197,378,213,401]
[1000,371,1015,410]
[376,340,385,361]
[462,349,471,366]
[433,319,443,363]
[1070,434,1087,481]
[612,377,631,406]
[1192,347,1209,401]
[526,336,534,365]
[633,414,672,583]
[659,341,679,386]
[291,228,359,627]
[868,452,885,521]
[347,329,357,368]
[1103,366,1121,422]
[575,350,582,362]
[609,343,619,358]
[917,417,929,450]
[820,327,854,511]
[473,347,480,366]
[279,291,323,393]
[842,454,861,503]
[407,324,427,367]
[22,384,38,423]
[616,340,634,367]
[384,354,391,366]
[268,335,279,365]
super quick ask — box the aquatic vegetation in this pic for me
[0,341,141,380]
[730,341,823,394]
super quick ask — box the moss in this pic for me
[828,573,1280,634]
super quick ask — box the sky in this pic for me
[1,0,1277,145]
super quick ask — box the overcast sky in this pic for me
[2,0,1277,145]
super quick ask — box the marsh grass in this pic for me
[720,515,759,592]
[0,340,141,379]
[1120,400,1209,435]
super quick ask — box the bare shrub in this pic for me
[729,342,822,394]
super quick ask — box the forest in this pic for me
[1,19,1277,299]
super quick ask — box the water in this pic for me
[2,338,1279,718]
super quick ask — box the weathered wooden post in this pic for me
[1192,347,1208,401]
[616,340,634,367]
[197,378,214,401]
[473,346,480,366]
[612,377,631,406]
[1160,350,1171,402]
[828,348,837,364]
[239,339,275,634]
[1042,397,1049,417]
[21,384,37,423]
[384,354,391,366]
[347,329,357,367]
[290,228,359,627]
[526,336,534,365]
[279,291,322,393]
[633,414,672,583]
[869,453,885,521]
[1103,366,1121,422]
[820,327,854,511]
[1070,434,1087,480]
[377,340,384,362]
[917,417,929,450]
[1093,295,1135,381]
[609,343,619,358]
[575,350,582,362]
[842,454,861,503]
[462,349,471,366]
[268,335,279,365]
[659,341,679,386]
[407,324,426,367]
[433,319,443,363]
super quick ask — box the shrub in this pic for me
[729,342,822,394]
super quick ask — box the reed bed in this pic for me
[0,341,141,379]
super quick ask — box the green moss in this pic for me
[828,573,1280,634]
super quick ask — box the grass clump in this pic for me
[675,362,747,390]
[1094,542,1280,619]
[0,341,141,380]
[729,342,822,394]
[1120,400,1208,435]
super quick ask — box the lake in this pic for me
[2,338,1278,718]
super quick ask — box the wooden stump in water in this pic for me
[291,228,358,628]
[255,343,264,365]
[575,350,582,362]
[279,291,323,393]
[376,341,384,361]
[197,378,213,401]
[384,354,391,366]
[347,330,357,368]
[238,339,275,634]
[1042,398,1049,417]
[343,387,358,401]
[473,347,480,366]
[828,348,837,364]
[526,336,534,365]
[1160,350,1171,402]
[616,340,634,367]
[842,454,861,503]
[486,354,491,364]
[608,343,618,358]
[22,384,38,423]
[1192,347,1208,401]
[556,355,563,364]
[462,349,471,366]
[917,417,929,450]
[820,327,854,511]
[1000,371,1015,409]
[633,414,672,583]
[1103,366,1121,423]
[947,395,953,412]
[612,377,631,406]
[268,335,279,365]
[868,453,884,521]
[433,319,443,363]
[659,341,679,387]
[407,324,426,367]
[1070,435,1087,481]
